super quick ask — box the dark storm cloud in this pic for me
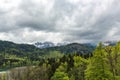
[0,0,120,43]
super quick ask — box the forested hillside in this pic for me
[0,40,94,71]
[1,42,120,80]
[0,40,94,56]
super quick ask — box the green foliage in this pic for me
[1,41,120,80]
[51,72,69,80]
[0,40,94,70]
[85,43,113,80]
[0,40,94,58]
[68,56,88,80]
[51,62,69,80]
[42,51,64,59]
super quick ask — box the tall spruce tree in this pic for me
[51,62,69,80]
[110,42,120,79]
[85,43,113,80]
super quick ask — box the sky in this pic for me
[0,0,120,44]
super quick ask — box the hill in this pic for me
[41,43,95,54]
[0,40,95,71]
[0,40,95,57]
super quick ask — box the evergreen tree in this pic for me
[68,56,88,80]
[85,43,113,80]
[51,62,69,80]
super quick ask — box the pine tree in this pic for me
[51,62,69,80]
[85,43,113,80]
[110,42,120,79]
[68,56,88,80]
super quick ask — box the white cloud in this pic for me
[0,0,120,43]
[0,28,63,43]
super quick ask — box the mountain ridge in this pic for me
[0,40,95,56]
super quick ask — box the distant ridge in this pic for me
[34,41,69,49]
[0,40,95,58]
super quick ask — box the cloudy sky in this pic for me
[0,0,120,43]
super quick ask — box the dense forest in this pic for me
[1,41,120,80]
[0,40,94,70]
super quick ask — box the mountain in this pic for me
[41,43,95,55]
[0,40,95,68]
[0,40,95,58]
[56,42,70,46]
[34,42,55,48]
[34,42,69,49]
[0,40,41,57]
[102,41,117,46]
